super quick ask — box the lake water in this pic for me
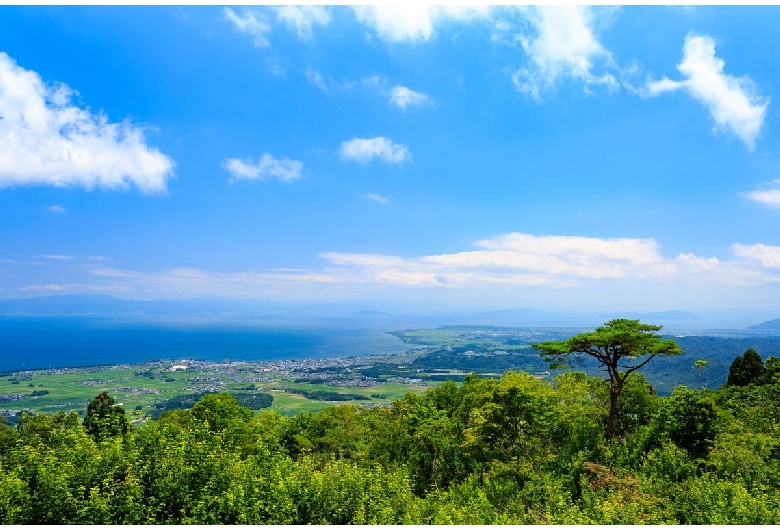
[0,315,413,372]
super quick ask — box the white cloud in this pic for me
[731,243,780,269]
[275,6,331,41]
[365,192,390,204]
[645,34,769,150]
[321,233,675,287]
[389,86,430,110]
[0,53,174,194]
[745,179,780,208]
[48,204,66,213]
[511,6,617,100]
[19,232,780,311]
[318,233,780,291]
[223,7,271,47]
[39,254,75,261]
[352,5,492,42]
[223,153,303,183]
[339,137,411,165]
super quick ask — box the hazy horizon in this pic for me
[0,293,777,331]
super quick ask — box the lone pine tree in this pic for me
[533,319,683,440]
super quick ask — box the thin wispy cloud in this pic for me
[304,66,330,92]
[20,283,130,292]
[512,6,617,100]
[20,284,65,291]
[645,34,769,150]
[0,53,174,193]
[304,71,431,114]
[339,137,411,165]
[304,67,385,95]
[223,7,271,48]
[365,192,390,204]
[224,153,303,183]
[48,205,66,213]
[303,66,330,93]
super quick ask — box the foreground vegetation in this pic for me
[1,346,779,524]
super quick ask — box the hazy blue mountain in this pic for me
[749,318,780,330]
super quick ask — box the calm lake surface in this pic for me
[0,315,413,372]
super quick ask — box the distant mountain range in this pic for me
[0,294,270,315]
[0,295,775,331]
[749,318,780,330]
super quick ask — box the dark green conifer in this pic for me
[726,348,765,387]
[83,391,129,439]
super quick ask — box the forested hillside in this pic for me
[1,350,779,524]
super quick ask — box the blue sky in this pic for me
[1,5,780,316]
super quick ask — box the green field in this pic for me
[0,358,433,421]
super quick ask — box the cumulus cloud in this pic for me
[223,153,303,183]
[0,52,174,193]
[389,86,430,110]
[223,7,271,47]
[339,137,411,165]
[275,6,331,41]
[317,232,780,291]
[745,180,780,208]
[512,6,617,100]
[321,233,678,287]
[731,243,780,269]
[645,34,769,150]
[352,5,492,42]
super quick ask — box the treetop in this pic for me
[533,318,683,368]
